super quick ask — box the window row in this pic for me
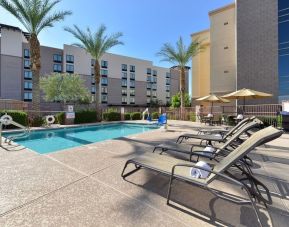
[147,75,157,83]
[121,72,135,80]
[121,64,136,72]
[122,97,135,104]
[146,83,157,90]
[146,90,157,97]
[121,89,135,96]
[121,79,135,87]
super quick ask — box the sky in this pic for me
[0,0,233,68]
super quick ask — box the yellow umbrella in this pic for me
[222,88,273,112]
[196,94,230,113]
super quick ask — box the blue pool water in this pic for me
[3,123,159,154]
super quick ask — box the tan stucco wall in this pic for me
[191,30,210,99]
[209,4,236,94]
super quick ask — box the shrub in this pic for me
[258,116,278,127]
[30,116,45,127]
[124,113,131,120]
[55,112,65,125]
[190,113,196,122]
[75,110,97,124]
[130,112,142,120]
[151,112,159,119]
[103,112,121,121]
[0,111,28,128]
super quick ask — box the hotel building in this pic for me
[0,23,188,107]
[192,0,289,104]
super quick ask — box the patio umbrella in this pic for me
[196,94,230,114]
[221,88,273,113]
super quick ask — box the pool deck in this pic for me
[0,120,289,226]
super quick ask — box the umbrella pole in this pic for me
[211,102,213,114]
[243,97,245,114]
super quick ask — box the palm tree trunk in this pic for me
[180,67,186,120]
[29,34,41,117]
[94,61,101,121]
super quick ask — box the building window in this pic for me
[101,95,108,103]
[147,98,151,104]
[53,64,62,72]
[166,92,170,98]
[121,64,127,71]
[122,72,127,79]
[166,72,170,78]
[91,59,96,67]
[24,59,30,69]
[66,55,74,63]
[121,79,127,87]
[166,78,170,85]
[152,76,157,83]
[53,54,62,63]
[24,81,32,90]
[101,87,108,94]
[24,70,32,79]
[130,89,135,96]
[24,92,32,101]
[122,97,127,104]
[101,77,108,85]
[146,90,151,97]
[91,86,96,94]
[147,75,152,82]
[101,60,108,68]
[224,22,229,25]
[130,73,135,80]
[24,49,30,58]
[130,97,135,104]
[130,65,135,72]
[147,83,151,89]
[152,91,157,97]
[101,69,108,76]
[166,85,170,91]
[66,64,74,73]
[153,70,157,76]
[122,88,127,96]
[152,84,157,90]
[91,68,95,76]
[91,77,95,84]
[130,80,135,88]
[147,68,151,74]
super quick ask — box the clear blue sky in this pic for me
[0,0,233,68]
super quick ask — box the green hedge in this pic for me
[151,112,159,119]
[190,113,196,122]
[75,110,97,124]
[131,112,142,120]
[258,116,278,127]
[124,113,131,120]
[103,112,121,121]
[31,116,45,127]
[0,111,28,128]
[55,112,65,125]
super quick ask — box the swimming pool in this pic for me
[3,123,159,154]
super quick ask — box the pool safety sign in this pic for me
[66,112,75,119]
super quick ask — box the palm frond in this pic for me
[0,0,71,35]
[65,24,124,60]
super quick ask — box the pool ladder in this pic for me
[3,121,31,145]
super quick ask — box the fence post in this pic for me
[121,107,125,121]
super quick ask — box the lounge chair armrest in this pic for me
[171,163,244,187]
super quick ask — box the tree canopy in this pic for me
[171,92,191,108]
[40,73,90,104]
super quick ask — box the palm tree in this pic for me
[64,24,123,120]
[157,36,202,109]
[0,0,72,115]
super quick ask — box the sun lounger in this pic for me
[154,120,262,162]
[121,126,283,227]
[177,117,261,145]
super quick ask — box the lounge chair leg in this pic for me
[167,175,175,205]
[121,161,141,179]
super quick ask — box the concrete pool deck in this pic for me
[0,120,289,226]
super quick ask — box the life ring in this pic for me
[46,115,55,125]
[0,114,13,126]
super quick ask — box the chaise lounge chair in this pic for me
[153,120,262,162]
[121,126,283,227]
[177,117,262,145]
